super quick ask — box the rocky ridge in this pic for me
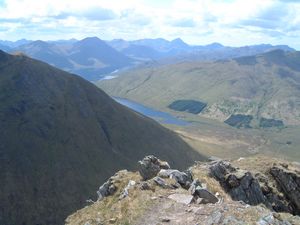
[66,156,300,225]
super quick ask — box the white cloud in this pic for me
[0,0,299,49]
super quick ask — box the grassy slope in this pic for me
[98,51,300,125]
[0,51,205,225]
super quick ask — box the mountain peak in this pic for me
[206,42,224,49]
[75,37,107,48]
[80,36,103,43]
[171,38,189,47]
[27,40,50,48]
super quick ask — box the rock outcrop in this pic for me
[137,155,170,180]
[209,160,266,205]
[270,165,300,215]
[66,156,300,225]
[210,159,300,216]
[97,178,117,200]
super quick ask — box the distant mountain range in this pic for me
[0,50,204,225]
[98,49,300,127]
[10,37,134,81]
[0,37,295,81]
[106,38,294,62]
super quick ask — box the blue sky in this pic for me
[0,0,300,49]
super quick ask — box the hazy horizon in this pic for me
[0,0,300,49]
[1,36,298,50]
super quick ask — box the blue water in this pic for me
[114,97,189,126]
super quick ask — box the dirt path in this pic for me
[134,195,244,225]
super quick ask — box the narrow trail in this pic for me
[134,195,243,225]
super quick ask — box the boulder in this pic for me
[158,169,178,178]
[194,188,218,204]
[169,170,193,189]
[270,165,300,215]
[138,155,170,180]
[157,168,193,189]
[210,160,266,205]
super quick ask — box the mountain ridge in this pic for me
[0,50,204,225]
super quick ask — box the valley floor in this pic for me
[167,121,300,162]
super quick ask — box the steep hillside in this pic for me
[98,50,300,126]
[0,50,204,225]
[13,37,133,81]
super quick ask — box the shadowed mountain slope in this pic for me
[0,50,204,225]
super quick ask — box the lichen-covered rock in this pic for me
[270,165,300,215]
[209,160,266,205]
[138,155,170,180]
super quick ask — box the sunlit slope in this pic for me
[98,50,300,126]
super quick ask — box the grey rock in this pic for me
[138,155,170,180]
[194,188,218,204]
[168,193,194,205]
[210,160,266,205]
[258,213,292,225]
[206,210,223,225]
[157,168,193,189]
[169,170,193,189]
[188,178,202,195]
[159,160,171,170]
[97,178,117,201]
[270,165,300,215]
[153,177,170,189]
[158,169,178,178]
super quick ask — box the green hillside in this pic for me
[0,50,204,225]
[98,50,300,127]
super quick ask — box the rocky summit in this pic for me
[66,156,300,225]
